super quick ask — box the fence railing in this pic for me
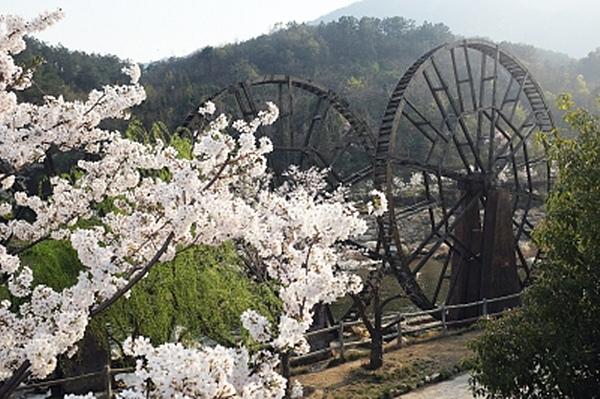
[13,291,522,397]
[291,291,522,362]
[14,364,144,398]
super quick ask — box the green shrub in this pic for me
[470,95,600,398]
[5,240,279,351]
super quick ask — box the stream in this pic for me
[330,259,449,319]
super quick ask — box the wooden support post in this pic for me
[369,290,384,369]
[441,304,447,335]
[396,314,403,347]
[482,297,488,316]
[309,304,334,353]
[339,321,345,360]
[281,353,291,399]
[105,364,112,399]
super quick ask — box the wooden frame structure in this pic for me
[374,40,554,316]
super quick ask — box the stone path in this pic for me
[398,374,474,399]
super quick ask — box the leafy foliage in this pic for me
[102,243,280,348]
[0,240,81,303]
[2,239,279,350]
[470,94,600,398]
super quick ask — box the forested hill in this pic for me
[314,0,600,59]
[16,16,600,131]
[138,17,455,129]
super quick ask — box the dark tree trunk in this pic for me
[369,331,384,369]
[57,327,109,396]
[281,353,292,399]
[368,290,384,370]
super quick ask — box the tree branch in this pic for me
[91,232,174,317]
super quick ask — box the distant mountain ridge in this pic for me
[314,0,599,59]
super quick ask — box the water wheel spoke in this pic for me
[424,62,481,173]
[423,172,438,229]
[514,244,531,286]
[487,45,500,171]
[405,99,449,144]
[340,164,373,186]
[513,198,533,243]
[330,125,357,156]
[432,246,453,305]
[287,76,294,148]
[299,97,328,166]
[232,85,252,120]
[423,69,471,171]
[445,233,479,260]
[407,191,482,272]
[450,47,466,114]
[395,199,439,221]
[508,72,529,124]
[462,41,479,114]
[500,75,516,113]
[512,218,534,241]
[391,156,468,183]
[476,49,488,150]
[486,111,538,171]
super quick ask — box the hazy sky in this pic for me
[2,0,355,62]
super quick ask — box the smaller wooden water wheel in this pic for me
[374,40,555,319]
[182,75,378,346]
[182,75,375,189]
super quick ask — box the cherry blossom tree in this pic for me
[0,11,385,398]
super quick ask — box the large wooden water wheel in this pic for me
[182,75,375,188]
[375,40,555,318]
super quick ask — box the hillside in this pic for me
[133,17,600,131]
[314,0,600,58]
[17,16,600,133]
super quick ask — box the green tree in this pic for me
[470,94,600,398]
[102,242,280,349]
[1,239,279,350]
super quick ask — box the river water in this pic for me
[330,259,449,319]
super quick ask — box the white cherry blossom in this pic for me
[0,11,370,398]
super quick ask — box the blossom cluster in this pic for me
[367,189,388,217]
[0,11,373,398]
[115,116,368,399]
[118,337,286,399]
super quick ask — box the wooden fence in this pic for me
[14,365,142,398]
[292,291,522,363]
[13,291,522,397]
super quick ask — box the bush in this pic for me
[2,240,279,351]
[470,95,600,398]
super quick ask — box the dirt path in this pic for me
[295,330,480,399]
[398,373,473,398]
